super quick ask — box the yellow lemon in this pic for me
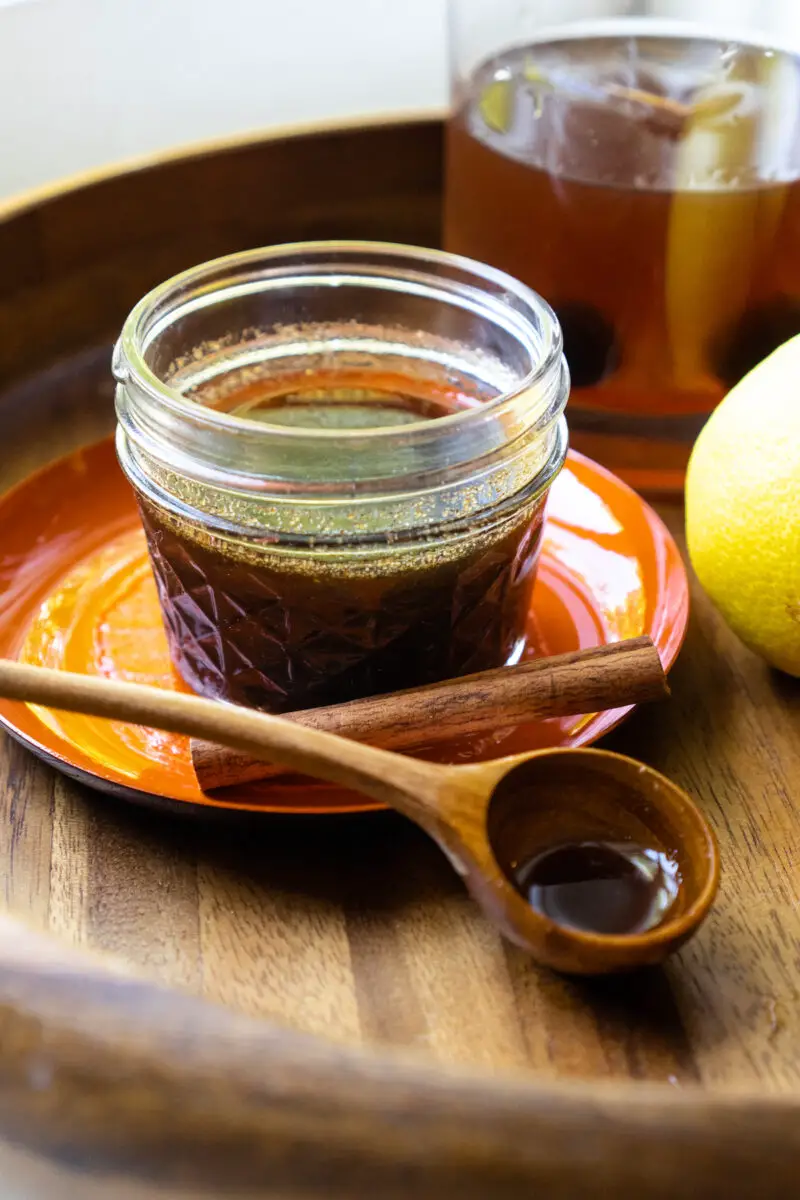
[686,334,800,676]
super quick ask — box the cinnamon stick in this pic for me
[191,637,668,793]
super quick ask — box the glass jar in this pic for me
[446,0,800,494]
[113,242,568,713]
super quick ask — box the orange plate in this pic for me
[0,439,688,814]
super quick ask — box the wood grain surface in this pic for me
[0,116,799,1197]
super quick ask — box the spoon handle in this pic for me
[0,660,444,816]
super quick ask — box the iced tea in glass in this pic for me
[445,6,800,492]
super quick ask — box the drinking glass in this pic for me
[445,0,800,492]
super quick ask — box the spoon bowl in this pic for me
[427,748,719,974]
[0,659,720,975]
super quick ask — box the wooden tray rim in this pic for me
[2,910,800,1197]
[0,106,447,224]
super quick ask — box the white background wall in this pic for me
[2,0,800,200]
[0,0,449,201]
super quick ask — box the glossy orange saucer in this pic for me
[0,439,688,814]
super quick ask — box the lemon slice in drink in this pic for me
[479,74,514,133]
[664,50,793,397]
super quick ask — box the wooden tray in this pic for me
[1,115,799,1199]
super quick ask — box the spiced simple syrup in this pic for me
[141,370,548,712]
[512,839,681,936]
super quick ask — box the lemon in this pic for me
[686,335,800,676]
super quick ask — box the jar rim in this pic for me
[114,239,563,445]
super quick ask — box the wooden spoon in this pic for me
[0,660,719,975]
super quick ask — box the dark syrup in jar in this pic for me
[224,379,483,426]
[140,371,548,712]
[512,840,681,936]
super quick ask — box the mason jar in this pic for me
[113,242,569,713]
